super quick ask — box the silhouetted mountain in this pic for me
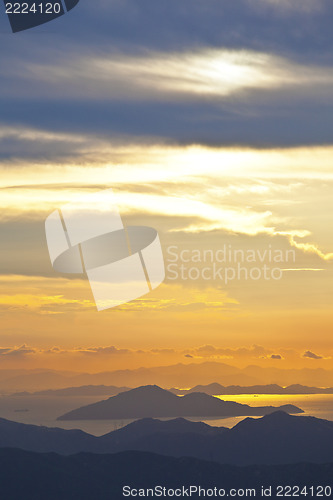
[1,412,333,465]
[170,383,333,395]
[286,384,333,394]
[209,411,333,465]
[0,417,97,454]
[0,448,332,500]
[93,412,333,465]
[57,385,303,420]
[0,415,226,455]
[102,416,225,442]
[97,417,228,458]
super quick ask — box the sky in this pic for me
[0,0,333,375]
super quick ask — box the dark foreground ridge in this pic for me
[57,385,303,420]
[1,411,333,465]
[0,448,332,500]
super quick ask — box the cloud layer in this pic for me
[1,0,333,145]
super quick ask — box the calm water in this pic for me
[204,394,333,429]
[0,393,332,436]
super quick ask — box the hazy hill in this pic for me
[14,382,333,398]
[57,385,302,420]
[2,362,333,392]
[0,363,250,392]
[170,383,333,395]
[0,370,81,393]
[0,449,332,500]
[15,385,130,397]
[66,362,256,388]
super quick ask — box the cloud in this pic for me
[0,343,329,370]
[2,98,333,148]
[303,350,323,360]
[7,49,333,103]
[0,344,37,357]
[1,0,333,148]
[74,346,131,356]
[2,48,333,152]
[187,344,274,359]
[0,293,94,315]
[252,0,325,13]
[2,140,333,269]
[151,348,176,354]
[0,348,11,355]
[1,0,332,60]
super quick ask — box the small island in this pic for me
[57,385,303,421]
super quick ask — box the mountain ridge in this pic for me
[0,448,332,500]
[1,411,333,465]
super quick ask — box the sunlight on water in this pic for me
[211,394,333,426]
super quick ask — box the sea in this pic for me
[0,393,333,436]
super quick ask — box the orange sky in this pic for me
[0,144,333,374]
